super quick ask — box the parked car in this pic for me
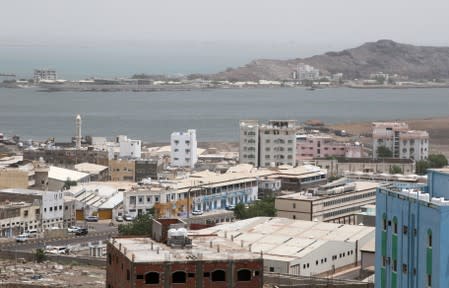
[45,245,69,255]
[25,229,38,238]
[225,205,236,211]
[68,226,81,233]
[16,234,29,242]
[75,228,88,236]
[191,210,203,216]
[124,214,135,221]
[115,215,124,222]
[85,216,99,222]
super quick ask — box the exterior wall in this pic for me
[239,120,259,167]
[275,199,312,221]
[109,159,135,182]
[259,121,296,168]
[375,178,449,288]
[315,158,415,177]
[63,199,76,228]
[278,174,327,192]
[0,204,40,237]
[0,169,32,189]
[296,136,362,162]
[135,160,160,182]
[41,191,64,229]
[23,149,109,167]
[118,135,142,159]
[106,242,264,288]
[170,129,198,168]
[399,135,429,160]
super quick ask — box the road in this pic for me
[0,221,118,252]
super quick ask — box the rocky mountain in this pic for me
[211,40,449,81]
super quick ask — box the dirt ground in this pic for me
[329,116,449,157]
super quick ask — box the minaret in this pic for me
[75,114,82,149]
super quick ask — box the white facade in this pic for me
[117,135,141,159]
[372,122,429,160]
[170,129,198,168]
[41,191,64,229]
[297,63,320,81]
[33,69,57,83]
[240,120,297,168]
[239,120,259,167]
[259,120,297,167]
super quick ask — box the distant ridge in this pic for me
[210,40,449,81]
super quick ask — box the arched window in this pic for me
[172,271,186,283]
[211,270,226,282]
[237,269,251,281]
[145,272,159,284]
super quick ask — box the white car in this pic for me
[124,214,135,221]
[191,210,203,216]
[68,226,81,233]
[16,234,29,243]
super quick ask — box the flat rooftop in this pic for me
[111,236,260,263]
[195,217,374,261]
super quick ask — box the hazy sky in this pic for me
[1,0,449,76]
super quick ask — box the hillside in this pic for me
[211,40,449,81]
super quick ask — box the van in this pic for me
[16,234,29,243]
[26,229,38,238]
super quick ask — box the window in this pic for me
[393,217,398,234]
[237,269,251,281]
[24,210,28,217]
[293,203,296,209]
[211,270,226,282]
[392,260,397,272]
[145,272,159,284]
[172,271,186,283]
[127,270,130,281]
[203,272,210,278]
[428,230,432,247]
[136,275,143,280]
[269,267,274,272]
[427,274,432,287]
[382,214,387,231]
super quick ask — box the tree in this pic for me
[62,179,77,190]
[118,213,153,236]
[389,165,403,174]
[234,198,276,220]
[35,248,46,263]
[415,154,448,175]
[428,154,448,168]
[377,146,393,158]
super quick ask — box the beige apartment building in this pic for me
[0,202,41,237]
[275,181,381,224]
[240,120,297,168]
[109,159,135,181]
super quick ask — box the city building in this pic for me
[106,234,263,288]
[0,156,49,190]
[297,63,320,81]
[0,188,64,229]
[74,162,109,181]
[275,180,381,223]
[197,217,374,276]
[23,147,110,167]
[109,159,135,182]
[296,134,363,161]
[33,69,57,83]
[69,182,130,220]
[240,120,297,168]
[314,157,416,177]
[170,129,198,168]
[47,166,90,191]
[275,165,327,192]
[117,135,142,159]
[135,159,163,182]
[375,168,449,288]
[372,122,429,160]
[239,120,259,167]
[0,201,40,237]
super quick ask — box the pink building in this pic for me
[296,134,363,162]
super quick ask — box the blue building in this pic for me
[375,169,449,288]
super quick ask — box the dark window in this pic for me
[211,270,226,282]
[203,272,210,278]
[188,273,195,278]
[269,267,274,272]
[172,271,186,283]
[136,274,143,280]
[237,269,251,281]
[127,270,130,281]
[254,270,260,276]
[108,253,111,265]
[145,272,159,284]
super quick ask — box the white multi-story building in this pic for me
[239,120,259,167]
[297,63,320,81]
[170,129,198,168]
[117,135,141,159]
[33,69,57,83]
[372,122,429,160]
[0,188,64,230]
[240,120,297,168]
